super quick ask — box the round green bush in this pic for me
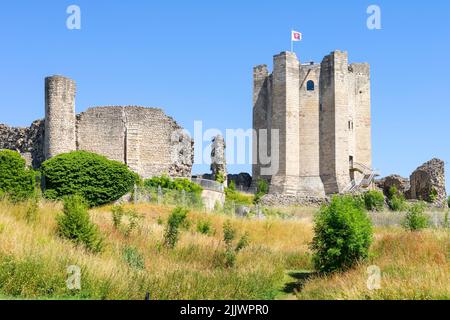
[0,150,36,201]
[41,151,139,207]
[311,195,373,274]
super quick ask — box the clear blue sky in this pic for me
[0,1,449,188]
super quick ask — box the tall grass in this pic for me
[0,199,447,300]
[0,200,312,300]
[297,228,450,300]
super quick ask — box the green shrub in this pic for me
[221,221,250,268]
[0,150,36,202]
[56,195,103,253]
[448,196,450,209]
[196,219,213,236]
[389,194,407,212]
[402,202,429,231]
[144,175,202,194]
[429,188,438,203]
[144,175,203,208]
[122,246,145,270]
[111,205,124,229]
[362,190,385,211]
[41,151,139,207]
[387,186,407,211]
[387,186,398,200]
[254,179,269,204]
[311,195,373,274]
[25,192,40,223]
[225,187,254,206]
[163,207,188,249]
[111,205,142,237]
[215,172,225,184]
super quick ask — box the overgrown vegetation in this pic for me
[143,175,203,208]
[111,205,142,237]
[56,195,103,253]
[163,206,189,249]
[220,220,250,268]
[122,246,145,270]
[362,190,385,211]
[42,151,139,207]
[254,178,269,204]
[196,219,214,236]
[402,202,429,231]
[0,150,37,202]
[215,172,225,184]
[311,195,373,274]
[387,186,407,212]
[224,181,254,206]
[144,175,202,194]
[0,200,447,300]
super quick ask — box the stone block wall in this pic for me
[0,76,194,179]
[76,106,193,179]
[253,51,372,197]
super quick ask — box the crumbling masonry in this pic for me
[0,75,194,178]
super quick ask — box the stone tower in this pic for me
[44,75,77,159]
[253,51,372,196]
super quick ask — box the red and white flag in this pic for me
[291,30,302,42]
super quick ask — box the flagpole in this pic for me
[291,29,293,52]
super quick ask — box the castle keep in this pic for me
[253,51,373,196]
[0,75,194,178]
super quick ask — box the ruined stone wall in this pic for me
[76,106,193,179]
[76,107,126,164]
[211,135,227,185]
[0,120,45,168]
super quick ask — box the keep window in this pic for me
[306,80,315,91]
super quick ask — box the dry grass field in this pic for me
[0,199,448,300]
